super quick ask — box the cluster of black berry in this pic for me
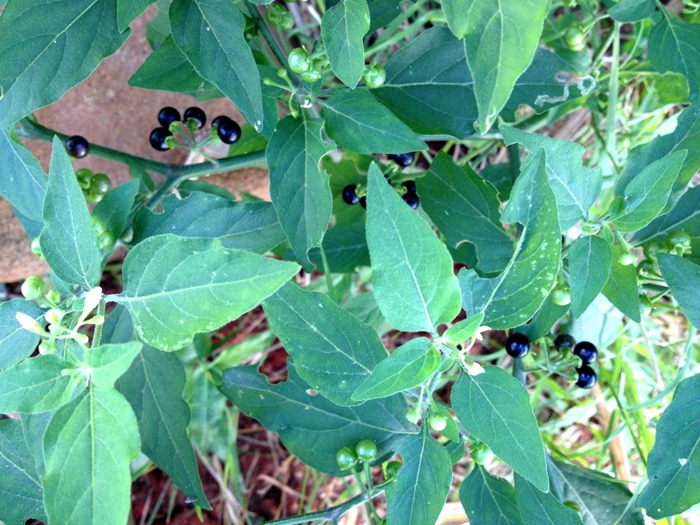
[149,106,242,151]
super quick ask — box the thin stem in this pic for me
[605,23,621,165]
[319,244,339,303]
[247,5,294,77]
[91,299,106,348]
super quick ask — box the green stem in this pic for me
[247,5,295,79]
[319,244,339,303]
[605,23,621,165]
[91,299,106,348]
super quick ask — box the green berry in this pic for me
[300,69,322,82]
[638,258,657,275]
[643,241,662,259]
[565,26,586,51]
[92,216,108,236]
[581,222,600,235]
[288,48,311,74]
[429,414,447,432]
[98,231,115,250]
[45,308,63,325]
[469,443,492,465]
[563,500,582,512]
[91,173,111,195]
[45,290,61,305]
[618,251,636,266]
[21,275,45,300]
[280,13,294,29]
[364,63,386,88]
[385,460,402,479]
[355,440,377,462]
[30,237,43,258]
[667,230,691,248]
[551,285,571,306]
[405,406,420,424]
[336,447,357,470]
[76,168,93,190]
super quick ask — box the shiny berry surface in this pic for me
[575,365,597,389]
[505,333,530,358]
[573,341,598,364]
[390,152,415,167]
[149,127,172,151]
[183,106,206,129]
[554,334,576,351]
[65,135,90,158]
[402,192,420,209]
[342,185,360,205]
[158,106,181,127]
[217,119,241,144]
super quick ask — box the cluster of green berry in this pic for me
[265,3,294,30]
[287,47,386,87]
[149,106,242,152]
[335,439,378,471]
[75,168,112,203]
[342,152,419,210]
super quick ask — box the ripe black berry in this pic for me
[158,106,181,127]
[402,192,420,209]
[149,127,172,151]
[575,365,597,389]
[554,334,576,351]
[573,341,597,364]
[403,180,416,193]
[342,185,360,205]
[359,196,367,209]
[64,136,90,158]
[183,106,206,129]
[215,117,241,144]
[390,152,415,167]
[505,333,530,358]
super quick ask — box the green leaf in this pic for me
[568,236,612,318]
[0,299,45,372]
[0,355,83,414]
[443,312,485,345]
[218,362,415,475]
[0,418,46,525]
[460,467,522,524]
[418,152,512,273]
[549,459,644,525]
[631,186,700,245]
[133,191,285,254]
[0,0,129,129]
[602,245,641,322]
[502,126,602,230]
[617,105,700,196]
[659,254,700,328]
[93,179,140,241]
[43,387,141,525]
[128,36,220,99]
[452,366,548,491]
[266,117,334,268]
[638,374,700,518]
[461,0,550,132]
[441,0,469,39]
[114,235,299,351]
[366,163,461,332]
[39,137,102,290]
[612,150,687,232]
[352,338,440,402]
[169,0,264,129]
[386,431,452,525]
[0,130,46,231]
[86,342,142,389]
[263,281,388,406]
[308,221,370,272]
[323,89,426,154]
[117,0,154,30]
[514,474,583,525]
[519,290,569,341]
[649,15,700,101]
[321,0,370,88]
[459,151,561,329]
[609,0,655,22]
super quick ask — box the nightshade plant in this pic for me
[0,0,700,523]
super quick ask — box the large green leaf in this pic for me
[308,221,370,272]
[352,338,439,402]
[502,127,602,231]
[263,281,388,406]
[366,163,461,333]
[638,374,700,518]
[86,342,142,389]
[321,0,370,88]
[452,366,548,491]
[112,235,299,350]
[169,0,264,129]
[267,116,334,269]
[0,299,45,372]
[0,0,129,129]
[631,186,700,245]
[0,355,83,414]
[42,387,140,525]
[514,474,583,525]
[117,0,154,30]
[549,459,644,525]
[0,418,46,525]
[659,254,700,328]
[649,15,700,101]
[0,130,46,231]
[567,236,612,318]
[386,431,452,525]
[612,150,687,232]
[323,89,426,154]
[460,0,550,132]
[519,290,569,341]
[39,137,102,290]
[218,363,415,475]
[609,0,655,22]
[459,151,561,329]
[93,179,140,241]
[602,245,640,322]
[133,191,285,254]
[417,152,512,273]
[460,466,523,525]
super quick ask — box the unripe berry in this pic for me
[21,276,45,300]
[300,69,322,83]
[336,447,357,470]
[551,285,572,306]
[618,251,636,266]
[565,26,586,51]
[469,443,492,465]
[405,406,420,424]
[364,63,386,88]
[429,414,447,432]
[355,440,377,462]
[30,237,43,258]
[385,460,402,479]
[288,48,311,74]
[667,230,691,248]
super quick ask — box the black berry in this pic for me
[554,334,576,351]
[575,365,597,389]
[215,117,242,144]
[359,196,367,209]
[573,341,598,364]
[64,136,90,158]
[158,106,181,127]
[183,106,206,129]
[505,333,530,358]
[342,185,360,205]
[403,180,417,193]
[390,152,415,167]
[149,127,172,151]
[402,192,420,209]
